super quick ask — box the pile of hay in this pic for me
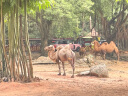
[32,56,55,64]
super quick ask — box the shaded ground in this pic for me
[0,51,128,96]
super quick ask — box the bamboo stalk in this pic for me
[24,0,33,79]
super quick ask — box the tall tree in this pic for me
[28,0,94,55]
[91,0,128,49]
[0,0,50,82]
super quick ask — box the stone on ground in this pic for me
[90,63,109,78]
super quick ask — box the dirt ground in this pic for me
[0,52,128,96]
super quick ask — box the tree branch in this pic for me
[28,15,40,26]
[109,5,128,25]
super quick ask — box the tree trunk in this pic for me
[39,14,52,56]
[1,0,10,77]
[24,0,33,79]
[19,0,27,79]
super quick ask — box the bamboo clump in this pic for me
[0,0,33,82]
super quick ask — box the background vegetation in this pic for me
[0,0,128,82]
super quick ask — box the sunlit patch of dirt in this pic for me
[1,52,128,96]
